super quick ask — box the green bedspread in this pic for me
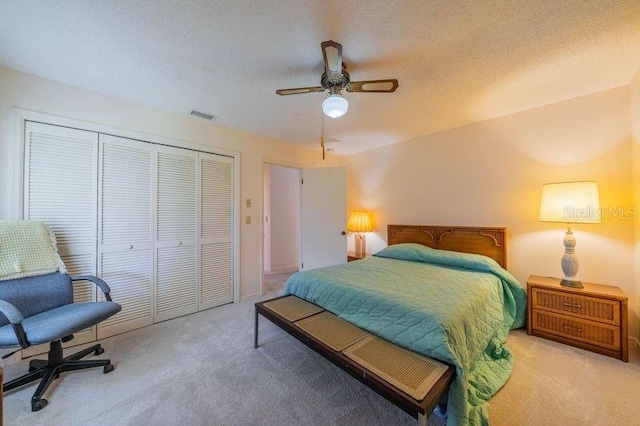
[284,243,526,425]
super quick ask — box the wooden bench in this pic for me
[254,295,455,426]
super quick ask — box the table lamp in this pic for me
[347,210,373,259]
[539,181,600,288]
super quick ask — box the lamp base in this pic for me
[560,278,584,289]
[354,233,366,258]
[560,226,583,288]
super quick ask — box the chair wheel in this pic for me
[94,347,105,355]
[32,398,48,411]
[104,364,114,374]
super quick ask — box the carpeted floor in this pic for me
[262,270,296,294]
[3,290,640,425]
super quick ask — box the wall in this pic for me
[345,86,638,338]
[0,67,340,300]
[263,164,271,272]
[631,67,640,344]
[268,164,300,272]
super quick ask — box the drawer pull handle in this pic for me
[562,325,582,333]
[562,302,582,309]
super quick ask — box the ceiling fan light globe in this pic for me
[322,94,348,118]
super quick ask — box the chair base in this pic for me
[3,340,114,411]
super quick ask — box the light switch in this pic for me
[245,216,251,225]
[245,198,252,208]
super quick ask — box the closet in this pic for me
[24,122,235,346]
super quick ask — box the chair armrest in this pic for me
[70,275,113,302]
[0,299,24,324]
[0,299,29,348]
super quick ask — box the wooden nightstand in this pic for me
[347,252,371,262]
[527,275,628,362]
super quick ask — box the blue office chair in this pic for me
[0,222,121,411]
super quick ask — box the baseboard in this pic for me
[241,292,262,302]
[266,264,298,274]
[631,337,640,354]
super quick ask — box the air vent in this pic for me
[190,110,218,121]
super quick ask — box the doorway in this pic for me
[263,163,300,294]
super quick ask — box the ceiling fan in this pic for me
[276,40,399,119]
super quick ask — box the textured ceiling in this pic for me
[1,1,639,155]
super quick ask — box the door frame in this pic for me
[260,158,304,296]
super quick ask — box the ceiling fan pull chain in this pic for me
[321,114,326,160]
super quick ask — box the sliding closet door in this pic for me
[23,122,98,355]
[155,146,198,322]
[199,153,234,310]
[97,135,153,339]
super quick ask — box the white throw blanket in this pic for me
[0,220,66,281]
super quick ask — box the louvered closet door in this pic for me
[199,153,234,310]
[97,135,153,339]
[23,122,98,356]
[155,146,198,322]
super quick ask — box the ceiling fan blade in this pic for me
[346,79,399,93]
[321,40,343,82]
[276,86,325,96]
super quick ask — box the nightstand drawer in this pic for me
[531,288,620,326]
[531,310,620,351]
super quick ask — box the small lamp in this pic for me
[539,181,600,288]
[347,210,373,258]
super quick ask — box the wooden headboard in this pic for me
[387,225,508,269]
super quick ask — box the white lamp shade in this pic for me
[347,210,373,232]
[322,94,349,118]
[539,181,600,224]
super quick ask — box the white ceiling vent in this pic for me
[190,110,218,121]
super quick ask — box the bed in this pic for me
[256,225,527,425]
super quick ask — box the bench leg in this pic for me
[417,412,427,426]
[254,306,259,348]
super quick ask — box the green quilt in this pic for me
[284,243,527,425]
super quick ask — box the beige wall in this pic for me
[0,67,340,300]
[631,67,640,343]
[345,86,638,338]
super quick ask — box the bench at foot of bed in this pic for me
[254,295,455,426]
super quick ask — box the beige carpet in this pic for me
[3,291,640,425]
[263,270,296,294]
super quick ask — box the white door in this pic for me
[23,122,99,356]
[155,146,198,322]
[300,167,347,270]
[199,153,234,310]
[97,135,153,338]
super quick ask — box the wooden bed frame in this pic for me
[255,225,508,425]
